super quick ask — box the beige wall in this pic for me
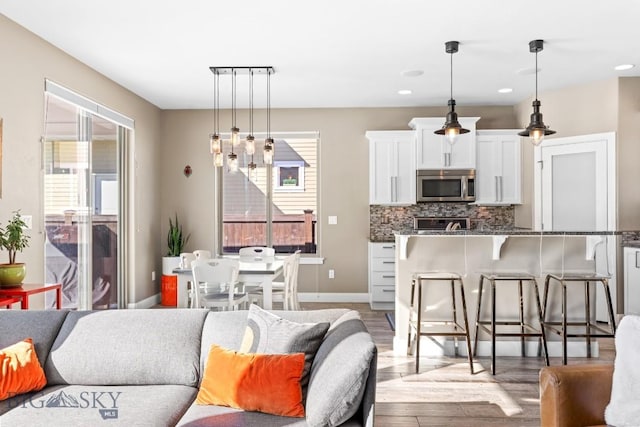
[160,106,516,295]
[514,78,619,228]
[617,77,640,229]
[0,15,162,306]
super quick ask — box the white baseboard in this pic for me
[127,293,161,309]
[394,336,599,358]
[298,293,369,303]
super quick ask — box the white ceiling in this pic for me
[2,0,640,110]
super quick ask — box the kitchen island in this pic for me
[392,230,621,359]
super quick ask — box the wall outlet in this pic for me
[328,269,335,279]
[151,271,156,281]
[328,216,338,225]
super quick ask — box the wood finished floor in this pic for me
[301,302,615,427]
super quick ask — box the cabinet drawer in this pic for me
[370,257,395,272]
[370,243,396,258]
[371,286,395,302]
[370,271,396,286]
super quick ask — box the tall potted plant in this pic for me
[0,210,31,287]
[162,213,190,275]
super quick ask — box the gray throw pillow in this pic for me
[240,304,330,393]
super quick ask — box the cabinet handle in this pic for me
[382,245,395,249]
[382,261,395,264]
[636,251,640,269]
[382,275,395,278]
[382,289,395,292]
[499,176,504,202]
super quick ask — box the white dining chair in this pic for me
[238,246,276,292]
[179,252,196,269]
[191,259,248,311]
[193,249,212,260]
[238,246,275,259]
[248,250,301,310]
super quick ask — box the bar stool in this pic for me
[406,272,474,374]
[541,273,616,365]
[473,272,549,375]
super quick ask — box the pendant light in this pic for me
[246,69,257,178]
[263,68,274,165]
[434,41,469,144]
[518,39,555,145]
[209,70,224,167]
[227,69,239,172]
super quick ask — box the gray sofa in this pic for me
[0,308,377,427]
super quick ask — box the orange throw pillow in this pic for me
[196,344,305,417]
[0,338,47,401]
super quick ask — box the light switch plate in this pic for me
[22,215,33,229]
[328,215,338,225]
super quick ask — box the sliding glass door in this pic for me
[43,84,130,310]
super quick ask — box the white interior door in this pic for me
[534,132,617,318]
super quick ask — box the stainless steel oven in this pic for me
[416,169,475,202]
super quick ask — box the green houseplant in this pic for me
[0,210,31,287]
[162,213,190,276]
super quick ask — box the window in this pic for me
[274,161,305,192]
[220,133,318,255]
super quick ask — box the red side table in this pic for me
[0,283,62,310]
[0,296,22,309]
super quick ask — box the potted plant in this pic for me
[162,213,190,275]
[0,210,31,287]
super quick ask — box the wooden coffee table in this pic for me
[0,283,62,309]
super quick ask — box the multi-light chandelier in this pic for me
[209,66,275,172]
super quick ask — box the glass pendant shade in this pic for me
[214,152,224,167]
[246,135,256,155]
[227,152,238,172]
[230,127,240,146]
[210,134,221,154]
[263,138,274,165]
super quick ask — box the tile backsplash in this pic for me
[370,203,515,241]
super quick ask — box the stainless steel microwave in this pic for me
[416,169,475,202]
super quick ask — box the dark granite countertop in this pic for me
[392,228,635,236]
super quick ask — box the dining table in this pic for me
[172,256,284,309]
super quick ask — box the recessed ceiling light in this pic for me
[398,89,412,95]
[614,64,635,71]
[498,88,513,94]
[401,70,424,77]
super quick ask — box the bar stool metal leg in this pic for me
[585,280,592,358]
[451,279,459,356]
[533,279,550,366]
[407,279,416,355]
[518,280,525,357]
[562,279,568,366]
[415,280,423,374]
[603,278,617,336]
[473,275,484,357]
[457,277,474,374]
[491,278,497,375]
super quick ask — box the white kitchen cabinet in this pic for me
[409,117,479,169]
[624,246,640,314]
[368,242,396,310]
[366,130,416,205]
[474,130,522,205]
